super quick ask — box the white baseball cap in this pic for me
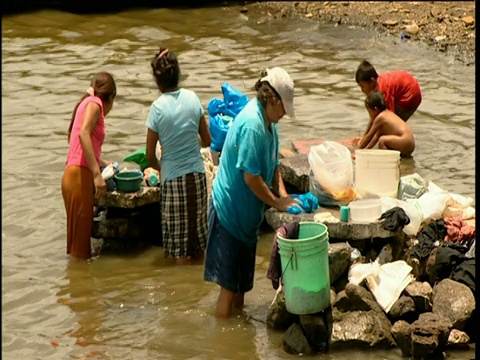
[260,67,295,118]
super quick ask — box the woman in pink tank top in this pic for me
[61,72,116,259]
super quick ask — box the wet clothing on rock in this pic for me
[286,192,319,214]
[267,221,300,290]
[379,206,410,232]
[444,217,476,246]
[431,245,475,294]
[410,220,446,261]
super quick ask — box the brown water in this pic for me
[2,6,475,360]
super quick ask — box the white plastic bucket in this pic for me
[355,150,400,199]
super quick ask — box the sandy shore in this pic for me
[246,1,475,65]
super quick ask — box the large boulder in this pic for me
[404,281,433,313]
[391,312,452,358]
[279,154,310,193]
[328,242,352,285]
[411,312,452,358]
[331,284,395,349]
[391,320,413,357]
[330,310,395,349]
[266,290,297,330]
[432,279,475,330]
[389,295,417,324]
[283,323,313,355]
[96,186,161,208]
[299,307,333,353]
[264,208,396,241]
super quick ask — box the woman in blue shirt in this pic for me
[145,48,211,265]
[204,67,299,317]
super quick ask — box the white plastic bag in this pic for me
[308,141,353,195]
[417,191,449,221]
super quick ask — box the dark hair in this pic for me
[68,71,116,142]
[355,60,378,83]
[365,90,387,111]
[254,70,281,108]
[151,48,180,91]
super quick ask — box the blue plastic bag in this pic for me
[208,83,249,152]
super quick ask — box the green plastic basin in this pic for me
[114,171,143,193]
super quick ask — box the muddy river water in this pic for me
[2,5,475,360]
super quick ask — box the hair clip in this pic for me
[158,49,169,58]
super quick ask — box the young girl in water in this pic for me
[145,47,211,265]
[357,90,415,157]
[62,72,117,259]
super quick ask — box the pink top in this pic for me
[66,96,105,169]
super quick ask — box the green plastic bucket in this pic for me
[277,222,330,315]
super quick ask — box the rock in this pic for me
[389,295,417,324]
[461,15,475,26]
[305,12,313,18]
[383,19,398,26]
[279,154,310,193]
[279,148,296,159]
[283,323,314,355]
[333,290,350,312]
[329,289,337,306]
[432,279,475,330]
[263,208,396,241]
[435,35,447,42]
[344,283,385,314]
[375,244,393,265]
[411,312,452,358]
[328,242,352,285]
[96,186,161,209]
[266,290,298,330]
[391,320,413,357]
[404,281,433,313]
[93,216,142,239]
[331,272,349,293]
[92,203,163,252]
[299,307,333,352]
[447,329,470,349]
[404,21,419,35]
[330,310,395,349]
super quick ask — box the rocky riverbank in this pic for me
[246,1,475,65]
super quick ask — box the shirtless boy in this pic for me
[356,91,415,157]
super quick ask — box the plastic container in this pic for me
[348,199,382,222]
[147,173,159,187]
[355,149,400,198]
[114,171,143,193]
[277,222,330,315]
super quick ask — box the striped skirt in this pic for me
[161,172,208,258]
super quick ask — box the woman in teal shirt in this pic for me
[204,67,299,317]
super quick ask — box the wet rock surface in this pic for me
[247,1,475,65]
[432,278,476,330]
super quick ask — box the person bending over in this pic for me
[357,90,415,157]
